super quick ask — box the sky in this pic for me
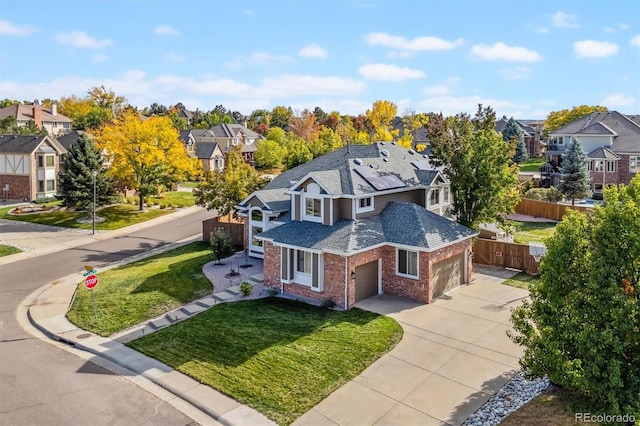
[0,0,639,119]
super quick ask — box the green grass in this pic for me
[154,191,195,207]
[518,157,546,172]
[503,272,541,290]
[0,204,173,230]
[67,242,213,335]
[129,298,403,425]
[0,244,21,257]
[178,182,199,189]
[512,221,557,244]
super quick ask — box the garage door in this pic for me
[431,252,465,298]
[355,260,379,302]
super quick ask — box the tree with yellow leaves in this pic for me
[365,100,399,142]
[94,110,200,210]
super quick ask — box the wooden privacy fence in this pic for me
[473,239,540,275]
[202,215,244,247]
[515,198,592,221]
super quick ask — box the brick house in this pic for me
[178,130,226,172]
[0,104,73,136]
[544,111,640,197]
[495,118,542,158]
[236,142,477,309]
[0,134,67,201]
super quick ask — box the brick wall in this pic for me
[380,246,431,303]
[0,175,31,200]
[618,154,638,186]
[262,241,281,289]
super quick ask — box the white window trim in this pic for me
[429,188,440,207]
[356,196,374,213]
[630,156,639,173]
[292,250,323,291]
[302,194,323,223]
[396,248,419,280]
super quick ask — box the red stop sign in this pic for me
[85,274,98,289]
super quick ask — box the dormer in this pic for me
[288,173,343,226]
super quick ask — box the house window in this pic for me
[443,186,450,203]
[606,161,617,172]
[296,250,312,274]
[594,160,604,172]
[430,189,440,206]
[38,180,44,192]
[586,161,592,171]
[46,156,54,167]
[251,226,263,247]
[46,180,55,191]
[251,210,263,222]
[631,156,639,173]
[397,248,418,278]
[305,198,321,217]
[357,197,374,213]
[594,183,604,193]
[63,123,71,129]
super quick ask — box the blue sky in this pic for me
[1,0,638,119]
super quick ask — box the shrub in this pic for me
[239,281,253,296]
[524,187,564,202]
[166,203,173,209]
[209,227,235,264]
[159,203,167,209]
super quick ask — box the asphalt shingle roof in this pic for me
[0,104,72,123]
[587,146,620,160]
[0,135,66,154]
[55,130,91,151]
[258,201,475,254]
[551,111,640,154]
[194,142,219,159]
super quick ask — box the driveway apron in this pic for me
[294,266,527,426]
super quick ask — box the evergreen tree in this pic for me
[58,134,116,214]
[557,139,590,205]
[503,117,528,163]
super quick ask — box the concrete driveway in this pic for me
[294,266,528,426]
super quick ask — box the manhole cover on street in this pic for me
[76,333,92,339]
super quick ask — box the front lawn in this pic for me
[0,244,21,257]
[503,272,541,290]
[512,221,557,245]
[518,157,546,173]
[153,191,195,207]
[129,298,403,425]
[0,204,173,230]
[67,242,213,335]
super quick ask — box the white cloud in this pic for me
[601,93,635,107]
[423,85,450,96]
[254,75,366,98]
[163,51,186,62]
[0,20,36,36]
[55,31,112,49]
[225,51,292,69]
[358,64,425,81]
[471,42,543,62]
[365,32,464,51]
[298,44,328,59]
[498,66,533,80]
[418,95,530,117]
[154,25,179,36]
[537,27,549,34]
[92,54,108,63]
[574,40,619,58]
[631,35,640,48]
[551,11,579,28]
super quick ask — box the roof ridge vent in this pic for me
[380,141,385,145]
[381,149,390,157]
[408,149,415,155]
[354,158,363,165]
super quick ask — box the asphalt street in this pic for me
[0,208,213,426]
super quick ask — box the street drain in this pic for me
[76,333,92,339]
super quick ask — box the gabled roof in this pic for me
[56,130,92,151]
[586,146,621,160]
[210,123,263,140]
[194,142,220,159]
[550,111,640,154]
[391,116,429,144]
[265,142,443,197]
[0,134,66,154]
[495,118,533,137]
[576,122,616,136]
[257,201,476,254]
[0,104,72,123]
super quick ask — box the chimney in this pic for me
[51,103,57,116]
[32,106,43,129]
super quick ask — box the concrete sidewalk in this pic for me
[0,205,204,266]
[22,240,276,426]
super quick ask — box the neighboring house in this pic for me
[0,134,67,200]
[543,111,640,197]
[179,130,225,172]
[391,117,431,153]
[236,142,477,309]
[209,123,263,165]
[495,118,542,158]
[0,104,73,136]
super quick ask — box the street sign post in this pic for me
[83,268,99,320]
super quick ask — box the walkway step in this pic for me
[165,311,190,323]
[181,304,206,315]
[196,297,217,308]
[213,291,235,302]
[149,317,172,330]
[249,273,264,283]
[226,285,240,295]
